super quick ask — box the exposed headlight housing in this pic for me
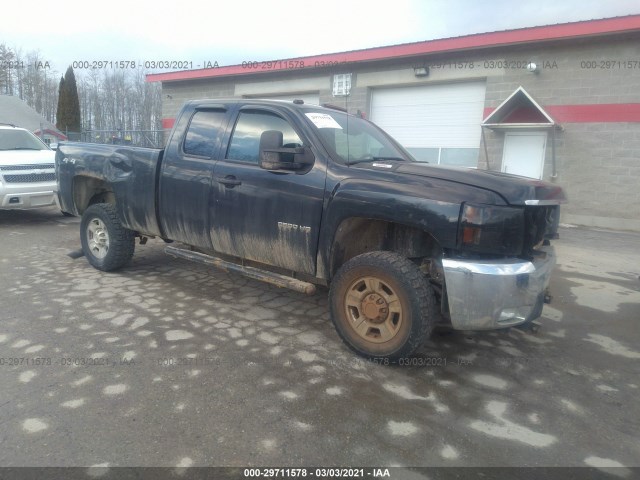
[458,203,524,255]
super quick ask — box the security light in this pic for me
[413,66,429,77]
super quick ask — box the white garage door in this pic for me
[370,82,486,167]
[255,93,320,105]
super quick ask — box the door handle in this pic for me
[217,175,242,187]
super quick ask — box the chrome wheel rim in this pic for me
[86,218,109,259]
[344,276,403,344]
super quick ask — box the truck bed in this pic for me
[56,142,164,236]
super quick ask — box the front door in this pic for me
[501,132,547,179]
[211,107,326,275]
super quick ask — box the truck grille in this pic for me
[0,164,55,171]
[2,173,56,183]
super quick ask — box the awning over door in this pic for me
[482,86,558,130]
[482,86,561,179]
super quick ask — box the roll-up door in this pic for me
[370,82,486,167]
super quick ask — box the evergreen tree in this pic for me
[65,66,81,133]
[55,76,66,131]
[55,67,81,133]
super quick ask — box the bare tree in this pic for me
[1,43,162,142]
[0,44,16,94]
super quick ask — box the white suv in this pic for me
[0,125,58,209]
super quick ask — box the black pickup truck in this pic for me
[56,99,566,359]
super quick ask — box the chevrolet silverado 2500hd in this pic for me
[56,99,566,359]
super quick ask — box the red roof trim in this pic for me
[147,15,640,83]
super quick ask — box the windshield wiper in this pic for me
[348,156,407,165]
[373,156,406,162]
[10,147,42,151]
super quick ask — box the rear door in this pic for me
[210,106,326,275]
[158,107,229,248]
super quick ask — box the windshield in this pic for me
[303,109,415,165]
[0,129,49,151]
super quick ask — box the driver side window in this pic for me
[226,111,302,164]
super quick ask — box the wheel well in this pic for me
[72,176,115,214]
[329,218,441,277]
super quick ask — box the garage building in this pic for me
[148,15,640,231]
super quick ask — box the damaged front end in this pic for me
[441,198,564,330]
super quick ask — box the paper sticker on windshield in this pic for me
[305,113,342,129]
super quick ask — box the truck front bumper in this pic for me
[441,246,555,330]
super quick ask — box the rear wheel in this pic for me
[329,251,437,360]
[80,203,135,271]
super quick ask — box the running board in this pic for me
[165,246,317,295]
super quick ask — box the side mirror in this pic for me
[259,130,314,172]
[259,130,284,168]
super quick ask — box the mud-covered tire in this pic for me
[329,251,437,360]
[80,203,135,271]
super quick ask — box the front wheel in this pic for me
[80,203,135,271]
[329,251,437,360]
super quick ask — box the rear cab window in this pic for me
[183,110,227,158]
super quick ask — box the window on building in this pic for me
[332,73,352,97]
[226,111,302,164]
[183,110,226,157]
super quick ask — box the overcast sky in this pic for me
[2,0,639,76]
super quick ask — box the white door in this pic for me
[370,82,486,166]
[502,132,547,179]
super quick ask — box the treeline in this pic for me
[0,43,162,134]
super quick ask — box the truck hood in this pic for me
[372,162,567,206]
[0,149,56,166]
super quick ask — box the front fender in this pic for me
[317,178,464,280]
